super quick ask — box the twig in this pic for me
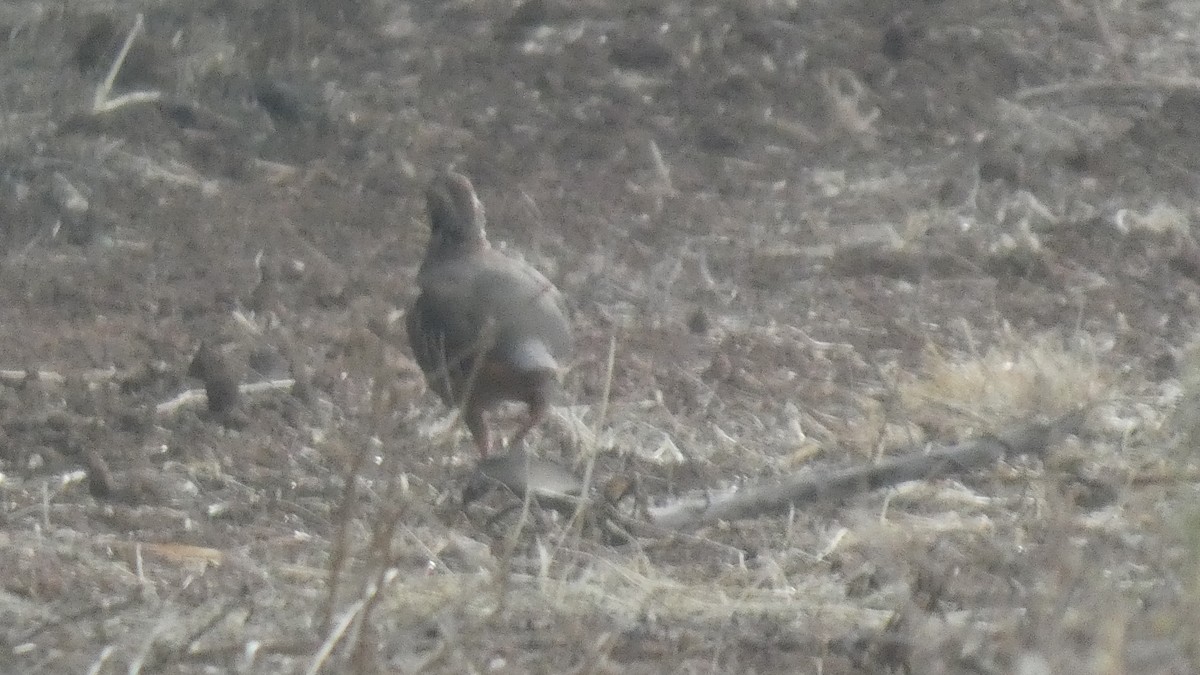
[648,139,674,193]
[349,566,401,670]
[85,646,116,675]
[91,13,161,114]
[1088,0,1128,79]
[550,336,616,551]
[819,67,880,149]
[154,379,295,416]
[305,599,365,675]
[181,596,249,657]
[114,151,220,194]
[49,172,89,215]
[0,366,119,384]
[127,614,174,675]
[490,458,538,618]
[12,593,141,646]
[594,335,617,432]
[1015,75,1200,104]
[320,435,373,632]
[348,465,409,665]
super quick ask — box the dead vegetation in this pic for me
[0,0,1199,672]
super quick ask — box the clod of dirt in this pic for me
[702,351,732,383]
[83,448,174,506]
[1061,475,1121,510]
[289,364,316,404]
[304,260,348,308]
[46,172,111,245]
[157,99,245,136]
[977,137,1024,186]
[188,342,247,428]
[247,343,290,380]
[254,77,329,129]
[881,16,925,61]
[608,34,674,71]
[1158,89,1200,138]
[248,258,283,317]
[498,0,552,42]
[695,121,744,156]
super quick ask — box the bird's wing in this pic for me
[470,253,572,363]
[412,250,572,381]
[406,292,463,404]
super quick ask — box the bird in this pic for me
[407,170,571,456]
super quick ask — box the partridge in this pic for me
[407,170,571,456]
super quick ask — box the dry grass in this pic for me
[901,331,1112,427]
[0,0,1198,672]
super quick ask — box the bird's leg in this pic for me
[510,390,550,448]
[464,405,493,457]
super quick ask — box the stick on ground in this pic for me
[648,410,1086,532]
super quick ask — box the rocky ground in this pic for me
[1,0,1199,672]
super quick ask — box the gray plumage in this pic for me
[407,171,571,455]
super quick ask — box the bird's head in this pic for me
[425,170,488,256]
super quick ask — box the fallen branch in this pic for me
[1014,75,1200,106]
[155,379,295,416]
[0,366,119,384]
[647,410,1085,532]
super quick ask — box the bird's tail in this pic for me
[506,337,559,373]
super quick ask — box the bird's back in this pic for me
[409,247,570,401]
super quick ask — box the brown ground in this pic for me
[1,0,1199,672]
